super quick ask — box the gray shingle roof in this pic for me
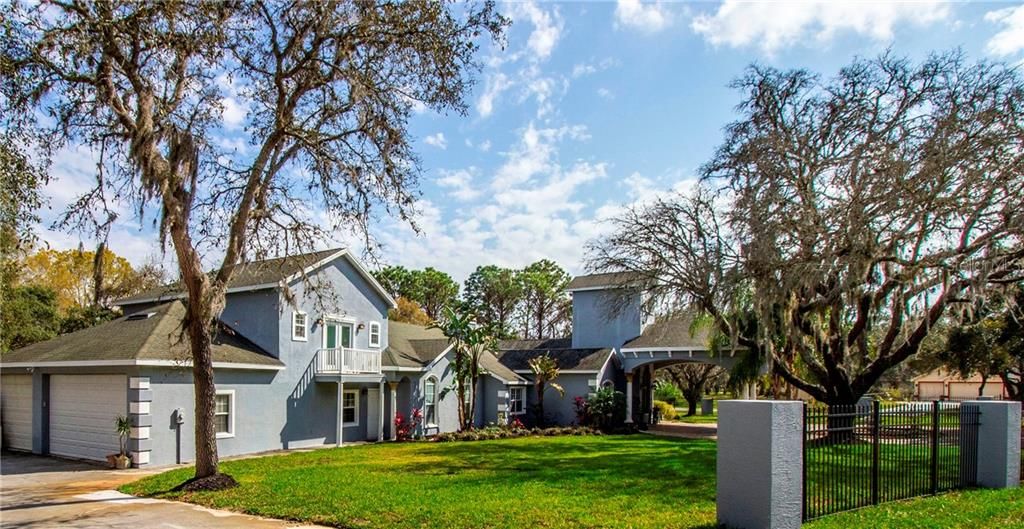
[382,321,450,368]
[382,322,525,382]
[494,338,612,372]
[115,248,344,305]
[566,271,645,291]
[1,301,283,368]
[622,313,711,350]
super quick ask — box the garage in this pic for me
[1,374,34,451]
[49,374,127,461]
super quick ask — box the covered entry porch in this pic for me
[314,348,386,445]
[618,315,752,426]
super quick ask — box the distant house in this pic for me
[0,251,737,467]
[913,368,1008,400]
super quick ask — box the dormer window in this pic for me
[292,311,308,342]
[368,321,381,348]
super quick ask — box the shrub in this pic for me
[584,387,627,432]
[433,426,600,442]
[653,400,676,421]
[653,380,682,405]
[394,408,423,441]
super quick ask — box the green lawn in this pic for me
[121,435,720,529]
[120,435,1024,529]
[805,487,1024,529]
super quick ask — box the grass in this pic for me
[120,435,1024,529]
[121,435,720,529]
[804,487,1024,529]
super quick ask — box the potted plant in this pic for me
[113,415,131,469]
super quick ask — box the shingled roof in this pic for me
[565,271,646,291]
[382,322,526,382]
[1,301,283,368]
[494,338,612,372]
[115,248,394,307]
[381,321,450,368]
[622,313,711,350]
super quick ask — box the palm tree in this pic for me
[464,329,499,428]
[528,353,564,427]
[430,305,474,430]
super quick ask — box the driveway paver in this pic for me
[0,452,324,529]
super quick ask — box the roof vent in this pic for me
[125,312,156,321]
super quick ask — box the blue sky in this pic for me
[38,1,1024,282]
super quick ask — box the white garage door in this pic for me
[49,374,127,461]
[1,374,34,451]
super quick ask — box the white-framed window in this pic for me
[342,390,359,426]
[368,321,381,348]
[509,386,525,415]
[292,311,308,342]
[424,376,438,426]
[215,390,235,438]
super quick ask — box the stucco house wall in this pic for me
[571,289,642,349]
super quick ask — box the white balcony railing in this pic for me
[315,348,381,375]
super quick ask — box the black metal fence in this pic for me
[802,401,980,521]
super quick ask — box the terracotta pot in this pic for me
[114,455,131,469]
[106,454,119,468]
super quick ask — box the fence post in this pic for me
[967,400,1021,489]
[717,400,803,529]
[931,401,939,495]
[871,400,880,505]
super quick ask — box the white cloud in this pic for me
[691,1,950,55]
[571,57,618,78]
[479,139,492,152]
[985,4,1024,57]
[516,1,564,61]
[597,87,614,100]
[220,97,246,130]
[368,122,610,281]
[614,0,673,34]
[436,168,482,201]
[476,72,512,117]
[424,132,448,150]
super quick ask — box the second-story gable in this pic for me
[114,248,396,362]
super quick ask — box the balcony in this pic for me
[314,348,381,375]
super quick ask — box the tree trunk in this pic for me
[536,382,545,427]
[188,314,219,478]
[686,397,697,417]
[978,375,988,397]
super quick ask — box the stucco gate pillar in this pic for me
[717,400,803,529]
[967,400,1021,489]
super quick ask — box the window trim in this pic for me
[342,389,359,427]
[291,311,308,342]
[368,321,382,348]
[424,376,438,427]
[509,386,526,416]
[215,390,235,439]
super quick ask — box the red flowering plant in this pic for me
[573,396,592,426]
[509,417,525,430]
[394,407,423,441]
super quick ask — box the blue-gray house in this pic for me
[0,250,733,467]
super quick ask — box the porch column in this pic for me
[388,381,398,441]
[648,364,656,418]
[625,372,634,424]
[337,380,345,447]
[378,379,385,441]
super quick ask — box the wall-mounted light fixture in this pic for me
[357,323,365,331]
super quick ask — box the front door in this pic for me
[366,388,381,441]
[325,321,354,349]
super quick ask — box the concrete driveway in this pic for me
[0,452,324,529]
